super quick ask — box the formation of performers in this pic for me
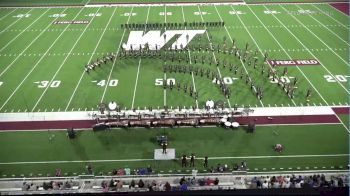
[121,21,225,30]
[85,53,116,73]
[86,34,315,102]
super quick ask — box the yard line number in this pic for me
[94,79,118,87]
[13,14,30,18]
[49,14,66,18]
[35,80,61,88]
[269,76,294,84]
[159,12,172,16]
[155,78,175,86]
[212,77,238,85]
[86,13,102,17]
[324,75,349,83]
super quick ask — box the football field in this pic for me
[0,2,349,177]
[0,3,348,112]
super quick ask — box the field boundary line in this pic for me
[0,153,347,165]
[0,8,17,21]
[131,6,150,109]
[276,5,350,94]
[0,8,51,53]
[295,4,349,46]
[0,8,32,34]
[279,5,349,67]
[100,7,134,103]
[312,4,348,30]
[250,5,329,105]
[196,5,233,108]
[31,7,103,112]
[65,7,119,111]
[181,6,199,109]
[0,7,73,111]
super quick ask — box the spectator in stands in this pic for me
[214,178,219,185]
[180,183,188,191]
[164,181,171,191]
[22,182,30,191]
[116,180,123,189]
[129,179,135,189]
[338,177,344,187]
[256,178,262,188]
[198,178,206,186]
[262,180,268,188]
[138,179,145,188]
[180,176,186,185]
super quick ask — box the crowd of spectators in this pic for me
[249,174,347,189]
[98,176,221,192]
[22,180,77,191]
[16,173,348,194]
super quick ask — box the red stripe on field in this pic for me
[330,3,349,15]
[0,120,95,130]
[235,115,339,125]
[332,107,350,114]
[0,115,340,130]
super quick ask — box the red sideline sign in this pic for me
[53,20,89,25]
[268,59,320,66]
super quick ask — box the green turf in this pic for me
[0,3,348,177]
[0,124,348,177]
[0,4,348,112]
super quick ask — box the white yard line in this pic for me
[0,8,51,53]
[0,8,17,21]
[65,7,119,111]
[295,4,349,47]
[131,59,143,109]
[223,5,297,107]
[196,5,233,108]
[31,7,103,112]
[0,8,72,111]
[0,8,33,34]
[163,5,167,107]
[0,153,347,165]
[100,7,134,103]
[272,5,350,95]
[131,6,150,109]
[279,5,349,67]
[312,4,348,30]
[249,5,330,105]
[181,6,199,109]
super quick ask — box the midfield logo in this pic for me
[122,30,206,51]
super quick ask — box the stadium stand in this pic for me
[0,171,347,194]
